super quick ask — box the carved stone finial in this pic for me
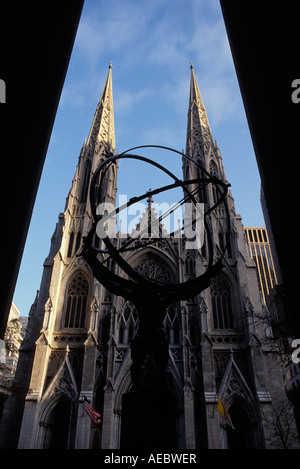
[146,188,153,208]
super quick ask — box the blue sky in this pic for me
[13,0,264,317]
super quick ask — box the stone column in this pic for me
[99,302,117,448]
[101,336,116,448]
[75,334,98,448]
[18,333,51,448]
[181,307,196,448]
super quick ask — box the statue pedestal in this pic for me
[120,388,176,450]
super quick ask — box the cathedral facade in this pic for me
[1,65,298,449]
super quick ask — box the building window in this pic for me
[80,159,91,204]
[164,305,181,345]
[118,303,138,344]
[64,272,89,328]
[210,160,219,204]
[197,168,207,203]
[75,231,82,254]
[211,274,234,329]
[245,227,278,304]
[67,231,82,258]
[67,232,74,258]
[218,231,225,252]
[219,229,233,258]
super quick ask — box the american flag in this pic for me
[83,395,101,424]
[69,382,78,400]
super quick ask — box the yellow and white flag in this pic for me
[217,396,235,429]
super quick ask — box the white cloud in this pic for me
[202,78,242,128]
[61,0,243,137]
[140,124,184,149]
[115,87,155,115]
[74,0,154,68]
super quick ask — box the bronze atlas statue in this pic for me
[80,145,230,448]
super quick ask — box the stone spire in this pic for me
[63,64,118,255]
[64,63,117,213]
[86,63,115,156]
[185,64,214,164]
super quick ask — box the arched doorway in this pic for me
[226,402,255,449]
[42,397,74,449]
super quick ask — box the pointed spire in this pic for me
[86,63,115,154]
[186,65,214,162]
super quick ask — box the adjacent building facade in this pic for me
[0,303,27,421]
[244,227,278,305]
[0,65,298,449]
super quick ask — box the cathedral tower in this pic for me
[1,65,298,449]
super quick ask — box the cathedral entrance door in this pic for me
[226,402,254,449]
[43,399,72,449]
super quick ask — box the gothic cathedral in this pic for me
[1,65,297,449]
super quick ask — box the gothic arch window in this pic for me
[218,231,225,252]
[106,163,116,198]
[225,230,233,258]
[135,258,172,283]
[197,167,207,204]
[211,273,235,329]
[64,272,89,328]
[190,309,201,345]
[80,159,91,204]
[184,251,195,277]
[95,160,111,205]
[74,231,82,254]
[99,313,110,346]
[67,232,74,258]
[209,160,219,204]
[214,352,228,389]
[118,303,138,345]
[218,226,233,259]
[164,305,181,345]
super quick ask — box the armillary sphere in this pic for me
[80,145,231,310]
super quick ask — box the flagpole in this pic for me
[211,393,217,418]
[67,400,73,449]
